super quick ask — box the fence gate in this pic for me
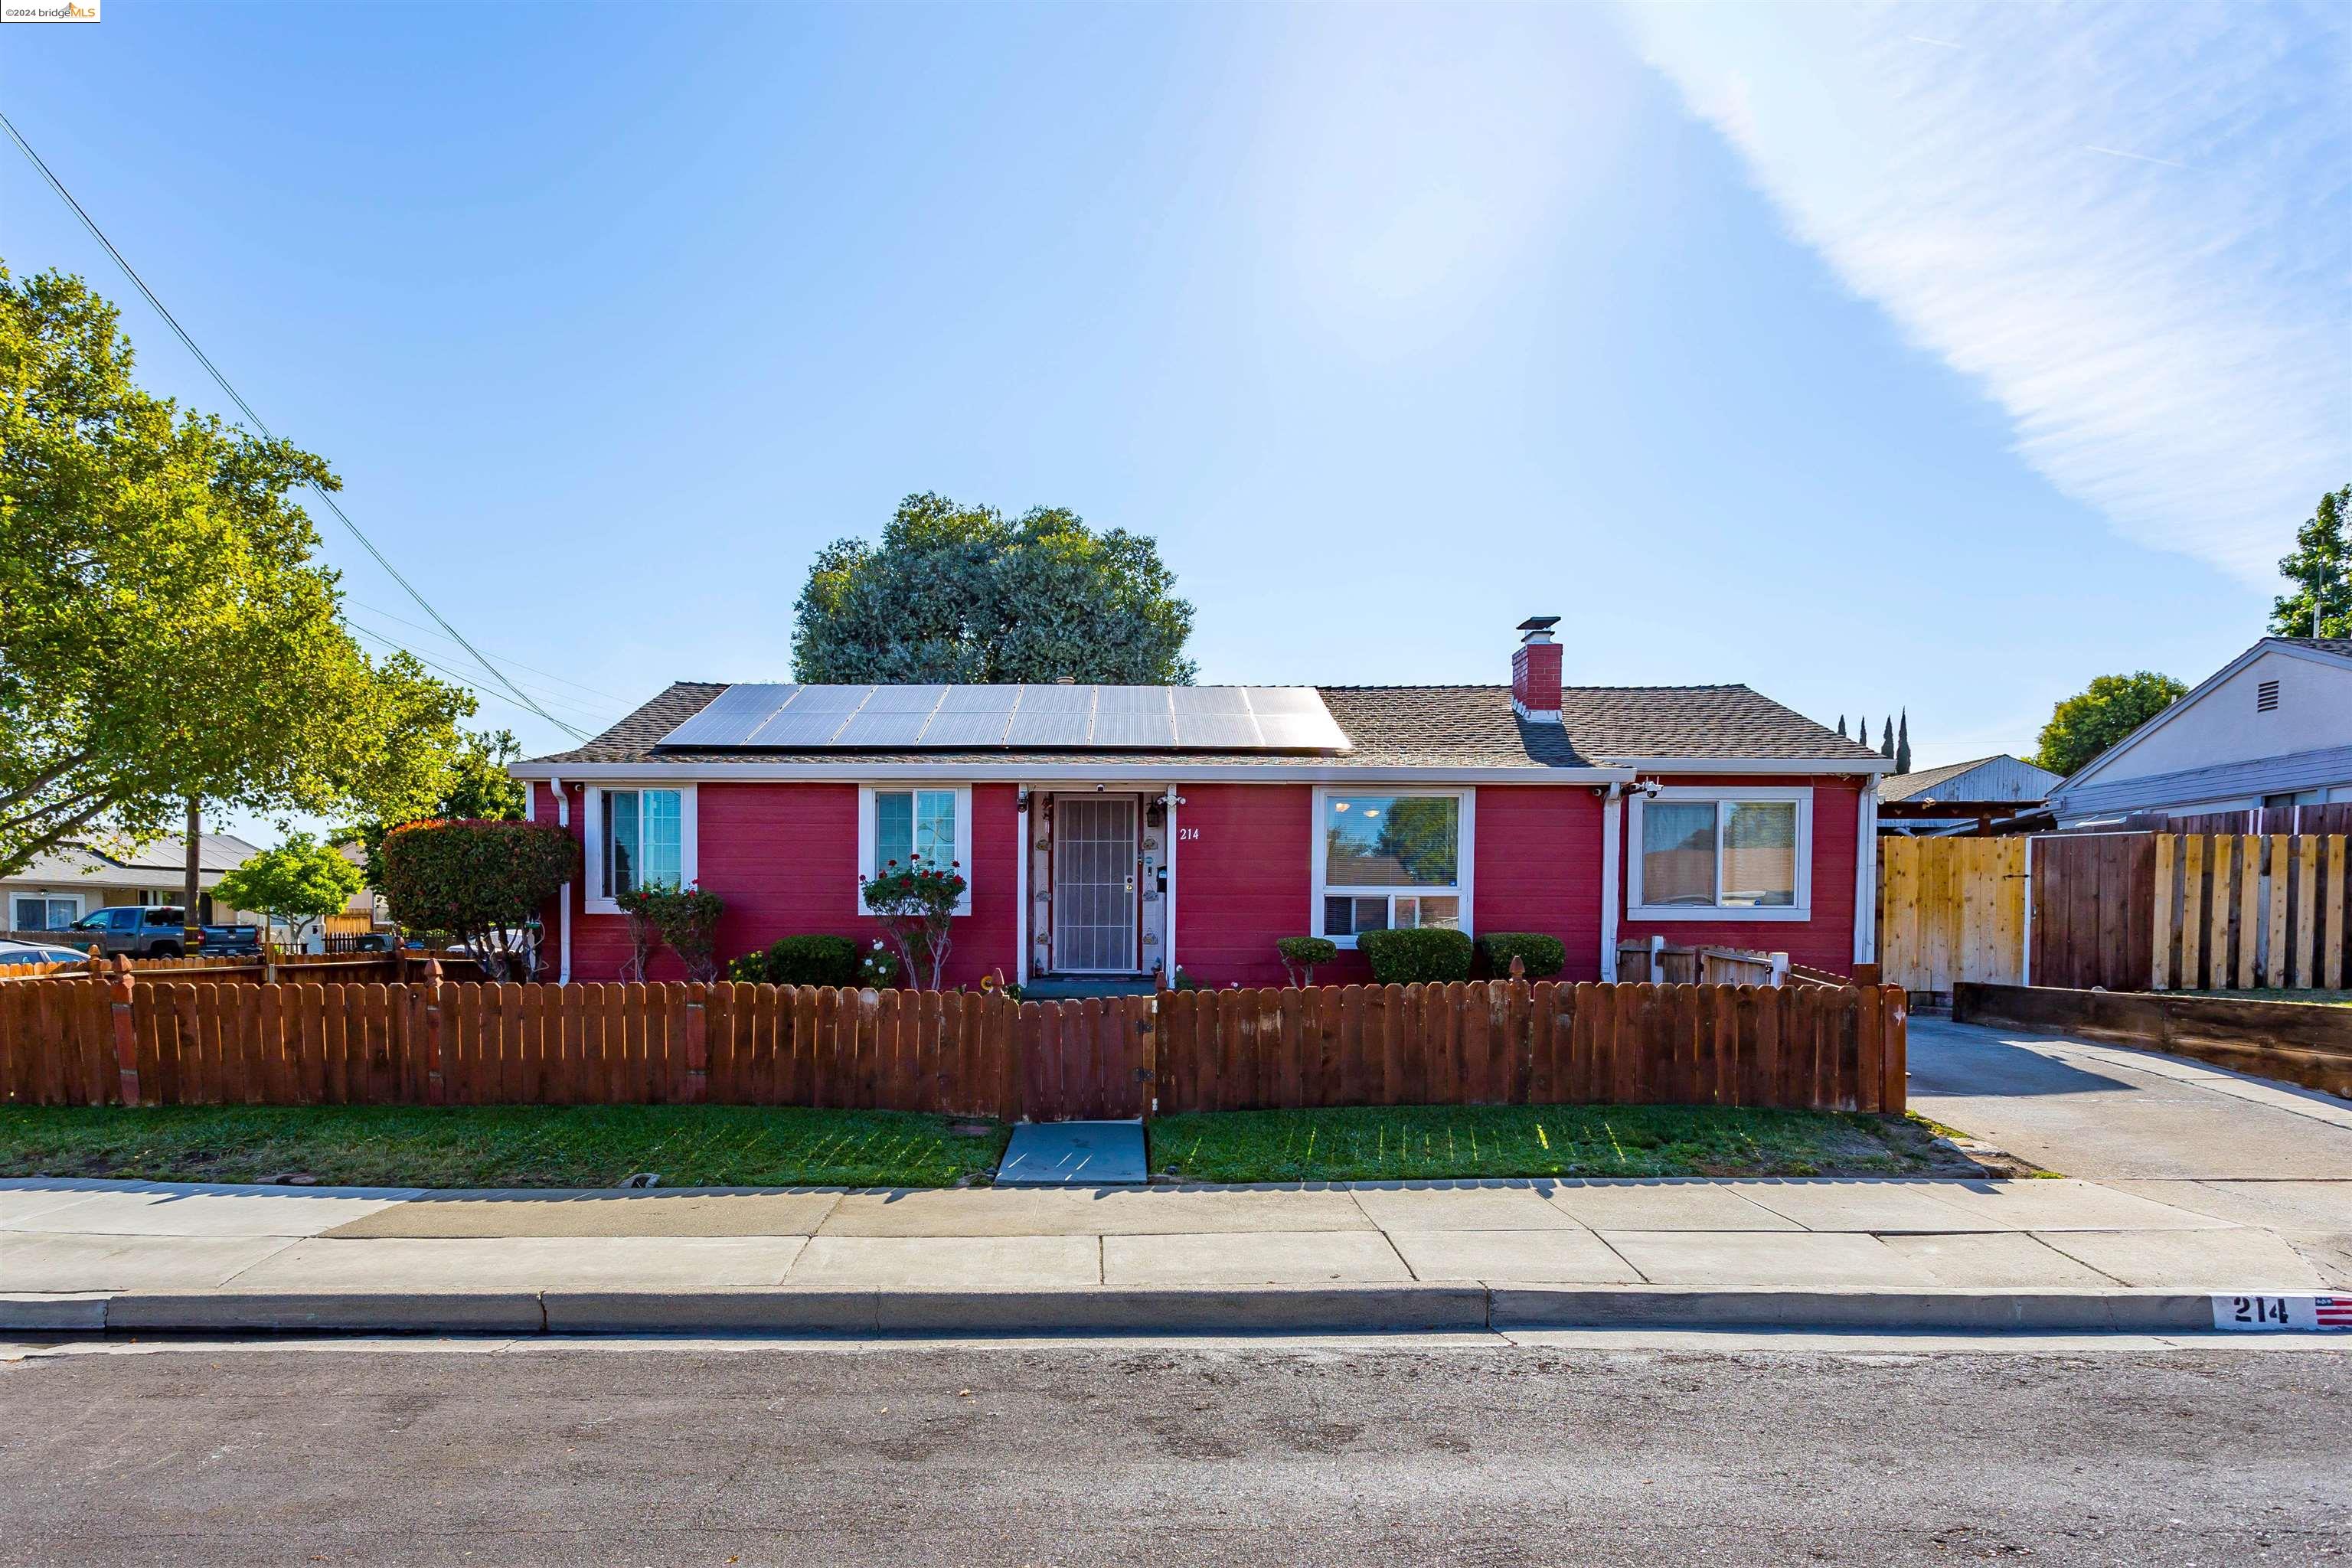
[2029,832,2156,991]
[1878,837,2027,991]
[1020,994,1155,1122]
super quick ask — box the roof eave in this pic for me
[511,760,1637,785]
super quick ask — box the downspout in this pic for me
[1161,786,1181,983]
[1597,782,1622,982]
[549,776,573,985]
[1854,778,1879,968]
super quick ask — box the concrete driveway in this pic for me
[1907,1015,2352,1282]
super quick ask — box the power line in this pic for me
[345,599,631,704]
[0,108,592,744]
[345,624,619,731]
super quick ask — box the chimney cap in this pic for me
[1516,615,1560,641]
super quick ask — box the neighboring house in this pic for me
[2045,637,2352,827]
[2,834,263,934]
[322,841,394,943]
[1877,753,2060,835]
[509,618,1893,988]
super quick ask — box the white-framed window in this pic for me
[1309,786,1475,948]
[583,784,697,915]
[1626,786,1811,921]
[856,784,974,916]
[11,893,80,932]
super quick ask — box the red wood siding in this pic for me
[1472,784,1606,982]
[1616,776,1864,975]
[545,781,1020,985]
[1173,783,1313,988]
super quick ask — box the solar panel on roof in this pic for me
[659,684,798,746]
[1171,686,1253,714]
[916,709,1015,746]
[1173,712,1263,748]
[655,682,1346,752]
[1093,686,1174,715]
[1014,683,1094,712]
[1090,711,1181,747]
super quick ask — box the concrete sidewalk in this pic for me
[5,1173,2346,1335]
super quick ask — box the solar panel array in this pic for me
[655,684,1351,753]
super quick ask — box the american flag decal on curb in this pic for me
[2213,1294,2350,1331]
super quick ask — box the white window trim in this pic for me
[582,783,699,916]
[1308,785,1475,949]
[856,784,975,918]
[1626,785,1812,922]
[11,891,83,931]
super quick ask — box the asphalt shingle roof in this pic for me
[528,681,1881,772]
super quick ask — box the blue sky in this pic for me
[5,2,2344,844]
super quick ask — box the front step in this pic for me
[1021,976,1160,1000]
[995,1120,1148,1185]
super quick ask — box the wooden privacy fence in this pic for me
[1878,836,2028,992]
[1612,939,1791,987]
[2151,832,2349,991]
[0,975,1906,1119]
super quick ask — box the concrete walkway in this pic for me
[5,1171,2344,1306]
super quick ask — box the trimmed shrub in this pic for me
[1355,926,1474,985]
[1477,932,1566,980]
[381,819,579,980]
[1275,936,1338,987]
[730,933,861,988]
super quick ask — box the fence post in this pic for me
[682,988,710,1104]
[1769,952,1790,988]
[421,956,446,1105]
[106,954,142,1106]
[1648,934,1665,984]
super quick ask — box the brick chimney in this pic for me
[1512,616,1562,724]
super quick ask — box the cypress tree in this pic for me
[1880,717,1895,758]
[1836,715,1848,739]
[1896,710,1912,773]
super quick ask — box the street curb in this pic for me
[0,1285,2276,1338]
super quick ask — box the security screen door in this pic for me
[1052,795,1139,973]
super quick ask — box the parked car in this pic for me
[202,924,263,956]
[0,937,94,967]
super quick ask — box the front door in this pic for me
[1051,795,1139,973]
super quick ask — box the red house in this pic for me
[510,619,1891,988]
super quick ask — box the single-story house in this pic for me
[2,833,263,934]
[1877,753,2060,835]
[509,618,1893,988]
[2045,636,2352,828]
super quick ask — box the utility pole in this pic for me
[182,795,203,951]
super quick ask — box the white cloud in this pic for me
[1624,2,2350,583]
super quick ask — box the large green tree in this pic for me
[0,267,473,887]
[341,728,527,890]
[2271,482,2350,640]
[2034,672,2188,779]
[212,832,367,949]
[792,492,1197,684]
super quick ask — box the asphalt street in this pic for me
[3,1334,2347,1566]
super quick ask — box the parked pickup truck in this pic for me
[64,906,260,959]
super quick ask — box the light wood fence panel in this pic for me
[2152,833,2347,991]
[1877,837,2027,991]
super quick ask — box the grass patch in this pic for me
[1148,1103,1969,1183]
[0,1104,1010,1189]
[2177,988,2352,1008]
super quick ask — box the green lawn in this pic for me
[2177,989,2352,1008]
[0,1104,1009,1190]
[1147,1103,1973,1183]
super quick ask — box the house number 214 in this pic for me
[1178,827,1201,841]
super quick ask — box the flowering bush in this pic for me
[858,939,900,988]
[859,854,965,989]
[614,882,664,982]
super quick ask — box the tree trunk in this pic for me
[181,795,203,951]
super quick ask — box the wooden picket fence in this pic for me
[2151,832,2350,991]
[0,972,1905,1119]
